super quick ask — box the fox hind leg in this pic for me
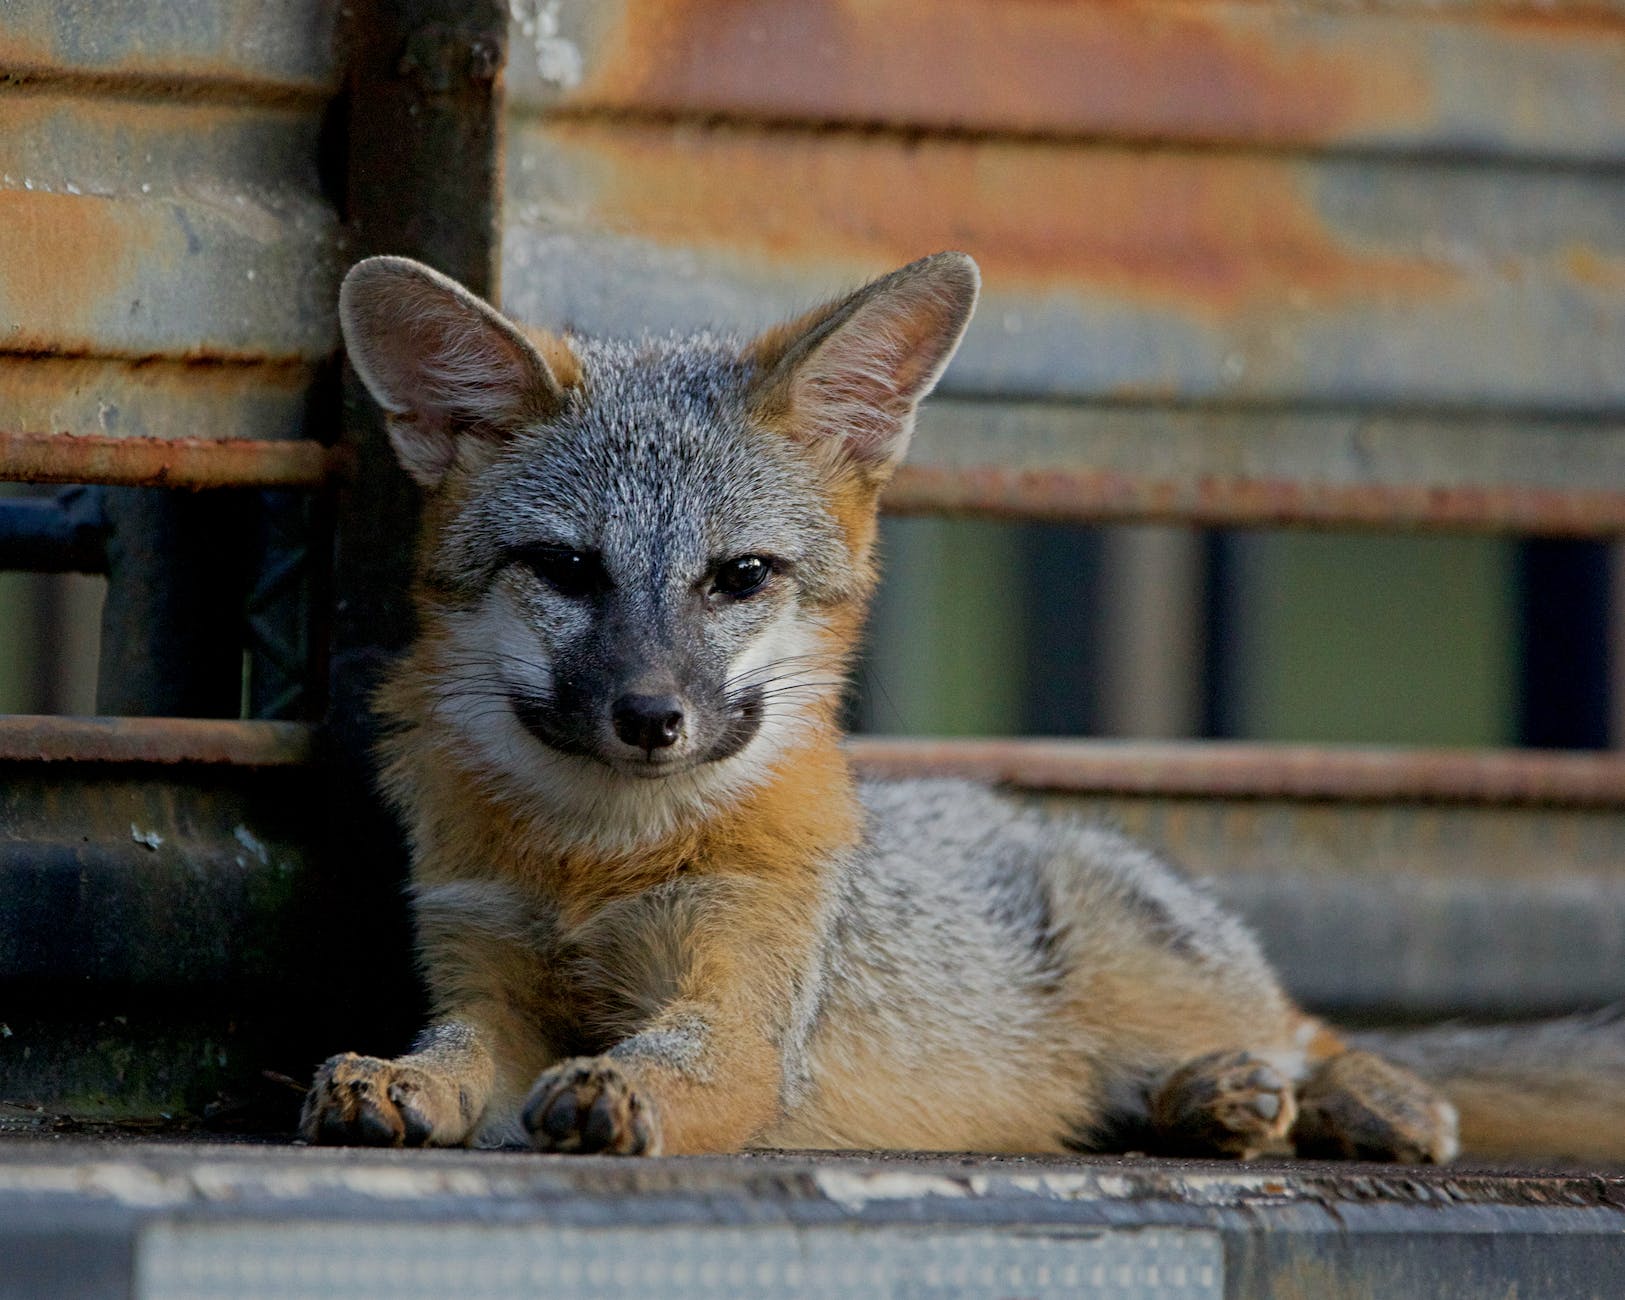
[1292,1049,1459,1164]
[1149,1049,1298,1158]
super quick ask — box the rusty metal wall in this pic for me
[0,0,351,1118]
[499,0,1625,1030]
[0,0,1622,1123]
[500,0,1625,535]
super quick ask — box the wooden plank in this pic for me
[503,121,1625,411]
[509,0,1625,164]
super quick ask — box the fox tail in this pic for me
[1354,1008,1625,1163]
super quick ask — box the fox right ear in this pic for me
[339,257,568,488]
[747,252,979,481]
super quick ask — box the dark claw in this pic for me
[542,1090,579,1142]
[357,1105,399,1147]
[580,1092,617,1152]
[399,1101,433,1147]
[317,1108,351,1146]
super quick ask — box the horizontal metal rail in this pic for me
[882,464,1625,537]
[5,717,1622,808]
[3,432,1622,535]
[0,432,345,489]
[847,736,1625,808]
[0,715,315,765]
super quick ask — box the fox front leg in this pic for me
[521,1005,782,1157]
[302,1021,495,1148]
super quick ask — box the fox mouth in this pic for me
[508,689,763,777]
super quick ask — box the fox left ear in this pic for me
[339,256,569,489]
[748,252,980,478]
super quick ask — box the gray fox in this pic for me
[303,252,1625,1161]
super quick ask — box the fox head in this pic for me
[341,252,979,844]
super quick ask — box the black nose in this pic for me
[611,694,685,753]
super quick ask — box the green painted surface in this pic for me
[1232,533,1517,747]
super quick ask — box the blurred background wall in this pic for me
[4,0,1621,753]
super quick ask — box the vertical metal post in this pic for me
[96,488,252,718]
[319,0,509,1048]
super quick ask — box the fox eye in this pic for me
[712,554,773,599]
[514,545,607,598]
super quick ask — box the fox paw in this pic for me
[521,1057,661,1156]
[1294,1050,1459,1164]
[300,1053,456,1148]
[1152,1050,1298,1158]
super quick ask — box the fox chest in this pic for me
[411,873,703,1050]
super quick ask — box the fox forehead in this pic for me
[443,335,854,595]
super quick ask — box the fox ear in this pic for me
[748,252,979,477]
[339,256,568,488]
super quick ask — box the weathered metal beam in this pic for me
[0,357,319,445]
[509,0,1625,165]
[0,433,342,490]
[502,122,1625,411]
[320,0,514,1082]
[0,93,342,362]
[0,716,313,765]
[892,401,1625,536]
[848,737,1625,806]
[0,0,342,98]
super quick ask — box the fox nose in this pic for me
[611,694,685,753]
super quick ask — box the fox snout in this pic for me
[611,692,686,755]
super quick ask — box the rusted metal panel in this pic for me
[0,716,313,765]
[848,737,1625,806]
[0,0,342,97]
[509,0,1625,164]
[0,433,341,490]
[503,122,1625,410]
[0,94,343,361]
[890,401,1625,536]
[0,357,317,444]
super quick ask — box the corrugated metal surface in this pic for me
[502,0,1625,535]
[897,402,1625,535]
[504,122,1625,411]
[508,0,1625,163]
[0,0,351,1118]
[0,1,344,454]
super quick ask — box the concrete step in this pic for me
[3,1140,1623,1299]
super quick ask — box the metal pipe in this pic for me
[847,736,1625,807]
[0,487,109,572]
[0,715,315,765]
[0,432,345,490]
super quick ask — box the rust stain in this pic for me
[0,431,345,489]
[532,121,1458,313]
[0,188,144,350]
[847,737,1625,808]
[0,715,314,766]
[561,0,1435,145]
[881,462,1625,538]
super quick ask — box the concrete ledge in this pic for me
[3,1140,1623,1298]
